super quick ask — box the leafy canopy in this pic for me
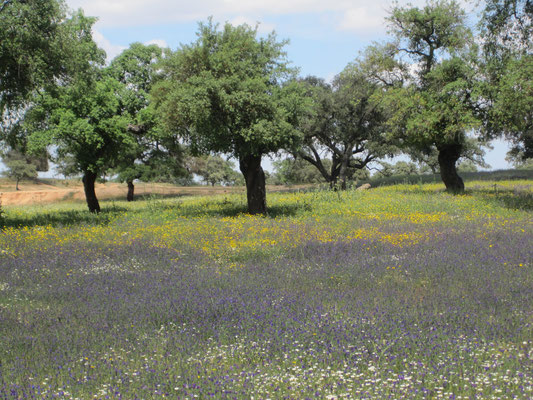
[0,1,103,117]
[107,43,187,184]
[479,0,532,160]
[152,19,305,159]
[1,149,38,187]
[383,0,481,150]
[25,15,131,178]
[1,0,65,113]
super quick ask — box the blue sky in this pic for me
[52,1,511,173]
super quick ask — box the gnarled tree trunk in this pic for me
[338,152,352,190]
[438,144,464,194]
[127,180,134,202]
[239,154,267,215]
[82,170,101,213]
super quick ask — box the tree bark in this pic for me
[329,162,341,190]
[438,144,465,194]
[15,178,20,191]
[239,154,267,215]
[298,149,333,185]
[127,180,134,202]
[82,170,101,213]
[338,152,352,190]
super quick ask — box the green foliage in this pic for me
[407,138,490,174]
[152,19,309,213]
[480,0,532,58]
[296,52,398,189]
[0,0,66,114]
[20,9,121,177]
[381,0,483,192]
[107,43,187,187]
[204,159,226,186]
[196,155,239,186]
[1,149,38,189]
[272,157,329,185]
[485,55,533,159]
[54,153,79,179]
[152,19,304,159]
[19,14,126,212]
[375,160,419,178]
[109,42,165,97]
[392,161,419,176]
[0,1,105,152]
[387,0,472,76]
[479,0,532,160]
[506,154,533,170]
[383,56,480,152]
[6,7,106,162]
[28,74,132,176]
[457,159,479,173]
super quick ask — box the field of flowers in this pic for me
[0,181,532,399]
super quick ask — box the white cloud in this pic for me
[227,16,276,33]
[336,0,476,34]
[92,29,127,61]
[68,0,476,29]
[145,39,169,48]
[337,7,387,33]
[70,0,479,59]
[324,72,337,84]
[65,0,416,29]
[68,0,346,25]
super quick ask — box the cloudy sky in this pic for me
[61,0,511,170]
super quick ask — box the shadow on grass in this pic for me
[394,184,533,212]
[473,188,533,211]
[175,201,309,218]
[1,206,129,229]
[0,195,311,230]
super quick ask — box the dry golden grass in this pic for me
[0,178,303,206]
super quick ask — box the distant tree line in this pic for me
[0,0,531,213]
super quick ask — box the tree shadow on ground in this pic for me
[0,195,311,230]
[395,184,533,212]
[174,201,309,218]
[472,187,533,211]
[1,206,129,229]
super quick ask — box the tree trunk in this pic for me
[15,178,20,191]
[298,148,332,185]
[239,154,267,215]
[328,165,341,190]
[338,155,351,191]
[438,144,464,194]
[82,170,101,213]
[127,180,134,202]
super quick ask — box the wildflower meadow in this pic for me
[0,181,531,399]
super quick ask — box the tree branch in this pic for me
[0,0,13,13]
[297,147,332,182]
[398,47,428,58]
